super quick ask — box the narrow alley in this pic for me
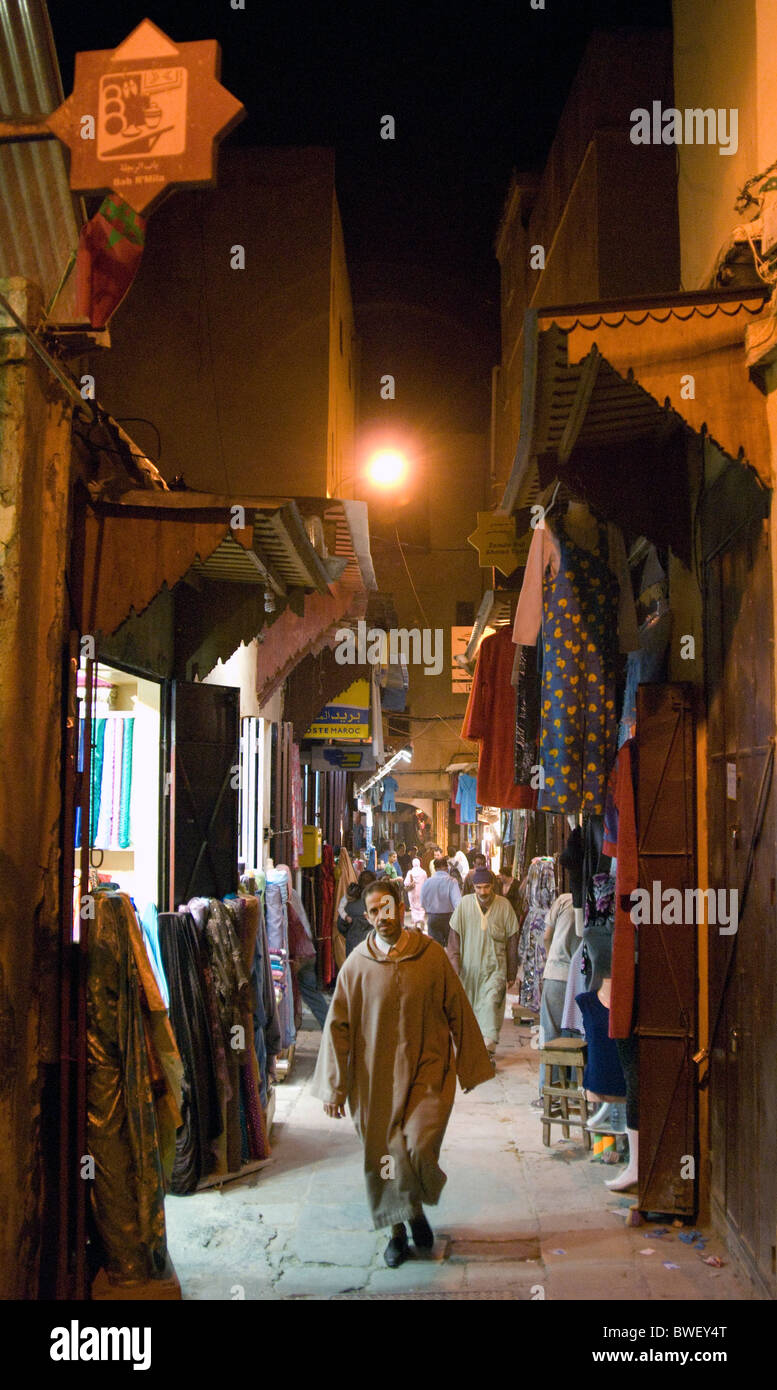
[164,1006,748,1302]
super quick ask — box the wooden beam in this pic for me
[0,118,57,143]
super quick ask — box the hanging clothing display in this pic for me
[318,842,336,984]
[265,873,297,1052]
[512,641,540,785]
[618,545,672,747]
[158,890,277,1193]
[462,626,536,810]
[381,775,398,812]
[517,850,553,1017]
[516,856,556,1012]
[513,511,638,815]
[575,992,627,1097]
[158,908,222,1194]
[455,772,477,825]
[290,742,304,866]
[88,715,135,849]
[87,891,182,1284]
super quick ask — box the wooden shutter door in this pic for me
[636,682,697,1215]
[171,681,239,906]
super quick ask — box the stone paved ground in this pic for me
[164,1007,756,1302]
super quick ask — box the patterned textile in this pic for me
[87,893,172,1282]
[158,909,222,1193]
[319,843,335,984]
[517,856,556,1012]
[514,643,540,785]
[538,523,619,815]
[290,742,304,866]
[224,896,269,1161]
[118,716,134,848]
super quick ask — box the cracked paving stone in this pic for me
[274,1264,369,1297]
[285,1227,382,1267]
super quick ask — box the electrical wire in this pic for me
[394,527,431,628]
[113,417,162,463]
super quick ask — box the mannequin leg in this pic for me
[604,1127,638,1189]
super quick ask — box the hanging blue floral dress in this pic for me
[538,521,620,815]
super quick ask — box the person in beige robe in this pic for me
[312,877,493,1267]
[447,869,520,1055]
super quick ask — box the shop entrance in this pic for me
[702,468,777,1295]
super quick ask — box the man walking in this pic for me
[420,856,461,947]
[313,878,493,1267]
[447,868,520,1058]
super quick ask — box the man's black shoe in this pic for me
[384,1228,409,1267]
[410,1213,434,1250]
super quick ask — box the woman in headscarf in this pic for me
[403,857,428,926]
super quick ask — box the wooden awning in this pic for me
[72,488,333,638]
[501,291,771,529]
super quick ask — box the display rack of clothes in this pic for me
[157,889,279,1193]
[512,501,639,815]
[265,868,297,1076]
[462,626,537,810]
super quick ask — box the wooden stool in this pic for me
[539,1037,590,1149]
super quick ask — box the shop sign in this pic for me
[305,677,371,742]
[467,511,528,576]
[46,19,245,215]
[451,626,474,695]
[310,747,377,772]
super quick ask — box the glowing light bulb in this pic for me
[366,449,408,487]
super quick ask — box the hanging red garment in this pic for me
[318,843,335,984]
[462,627,536,811]
[603,738,639,1038]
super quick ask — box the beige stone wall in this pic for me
[91,148,336,497]
[327,194,357,498]
[0,278,72,1297]
[673,0,758,290]
[375,432,487,828]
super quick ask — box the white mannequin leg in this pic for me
[604,1127,638,1189]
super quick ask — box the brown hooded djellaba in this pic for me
[311,928,494,1229]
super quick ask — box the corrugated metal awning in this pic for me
[0,0,81,318]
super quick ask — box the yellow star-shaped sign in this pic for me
[46,18,245,216]
[467,511,527,576]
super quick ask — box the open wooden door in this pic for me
[636,683,697,1215]
[169,681,240,908]
[702,465,777,1295]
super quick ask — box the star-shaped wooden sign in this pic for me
[46,18,245,215]
[467,511,528,576]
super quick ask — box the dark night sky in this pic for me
[51,1,672,437]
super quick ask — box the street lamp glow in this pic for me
[366,448,408,487]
